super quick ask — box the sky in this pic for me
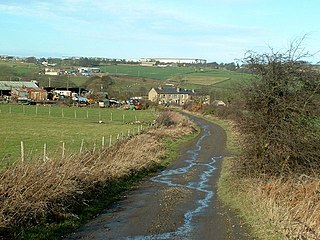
[0,0,320,63]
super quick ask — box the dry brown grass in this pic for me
[0,111,195,238]
[256,177,320,239]
[232,176,320,240]
[220,121,320,240]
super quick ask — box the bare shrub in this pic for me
[155,110,195,128]
[239,37,320,176]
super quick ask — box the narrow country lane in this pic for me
[64,114,251,240]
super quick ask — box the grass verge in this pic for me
[206,115,320,240]
[0,111,197,240]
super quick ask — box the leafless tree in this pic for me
[239,37,320,176]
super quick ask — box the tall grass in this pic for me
[0,111,196,239]
[217,118,320,240]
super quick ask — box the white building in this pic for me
[140,58,206,64]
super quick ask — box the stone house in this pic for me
[148,87,210,105]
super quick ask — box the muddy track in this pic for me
[64,114,251,240]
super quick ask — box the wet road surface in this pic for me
[64,114,251,240]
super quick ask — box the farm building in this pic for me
[141,58,207,65]
[11,88,47,101]
[0,81,40,96]
[148,87,210,105]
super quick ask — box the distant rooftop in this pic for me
[0,81,39,90]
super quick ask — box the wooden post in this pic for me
[62,142,65,158]
[122,114,125,123]
[80,139,84,153]
[93,142,96,153]
[110,112,113,121]
[109,135,112,147]
[48,107,51,116]
[127,129,130,137]
[74,110,77,119]
[102,136,105,146]
[21,141,25,162]
[43,143,47,162]
[86,110,89,119]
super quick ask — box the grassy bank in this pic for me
[0,111,197,239]
[214,116,320,240]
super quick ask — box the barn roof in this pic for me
[0,81,40,90]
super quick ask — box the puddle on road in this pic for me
[129,124,223,240]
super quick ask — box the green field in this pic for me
[0,61,253,102]
[99,65,197,80]
[0,61,40,81]
[0,104,157,168]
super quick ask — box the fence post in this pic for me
[110,112,113,121]
[86,110,89,119]
[43,143,47,162]
[109,135,112,147]
[21,141,25,162]
[62,142,65,158]
[48,107,51,116]
[102,136,105,147]
[80,139,84,153]
[74,110,77,119]
[122,114,125,123]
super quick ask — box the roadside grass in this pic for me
[0,104,156,168]
[0,111,197,239]
[205,115,320,240]
[21,123,199,240]
[201,115,285,239]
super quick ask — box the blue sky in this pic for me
[0,0,319,62]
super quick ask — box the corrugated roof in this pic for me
[0,81,40,90]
